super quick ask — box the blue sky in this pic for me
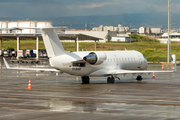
[0,0,179,17]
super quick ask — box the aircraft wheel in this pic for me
[107,77,111,83]
[86,76,90,84]
[111,77,115,83]
[136,75,142,81]
[107,77,115,83]
[82,76,90,84]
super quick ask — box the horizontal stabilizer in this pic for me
[3,57,10,69]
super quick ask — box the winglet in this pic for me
[3,57,10,69]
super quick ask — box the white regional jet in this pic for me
[3,25,174,84]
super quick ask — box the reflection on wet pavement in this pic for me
[0,58,180,119]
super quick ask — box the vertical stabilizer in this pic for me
[41,25,65,57]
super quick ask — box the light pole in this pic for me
[167,0,170,63]
[129,20,131,43]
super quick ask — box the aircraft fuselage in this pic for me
[49,50,148,76]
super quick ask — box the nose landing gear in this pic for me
[82,76,90,84]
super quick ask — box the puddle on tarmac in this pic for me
[48,100,180,118]
[49,101,97,113]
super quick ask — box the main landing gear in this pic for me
[81,76,90,84]
[81,75,142,84]
[107,76,115,83]
[136,75,142,81]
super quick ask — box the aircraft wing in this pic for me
[106,69,174,76]
[3,58,60,72]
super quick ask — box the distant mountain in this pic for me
[1,12,180,30]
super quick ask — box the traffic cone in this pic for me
[162,64,164,70]
[27,78,32,89]
[152,72,155,79]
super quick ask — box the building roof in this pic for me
[0,33,103,41]
[162,33,180,37]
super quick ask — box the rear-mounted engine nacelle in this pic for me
[83,52,107,65]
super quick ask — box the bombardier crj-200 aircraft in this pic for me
[3,25,174,84]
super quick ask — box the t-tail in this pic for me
[40,25,65,58]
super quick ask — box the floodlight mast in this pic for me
[130,20,131,43]
[167,0,170,63]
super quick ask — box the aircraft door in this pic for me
[138,55,142,69]
[115,55,119,69]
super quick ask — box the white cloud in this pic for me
[172,3,180,13]
[67,2,112,9]
[78,3,112,9]
[152,5,168,12]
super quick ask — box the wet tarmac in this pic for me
[0,58,180,120]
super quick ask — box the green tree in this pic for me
[105,34,112,42]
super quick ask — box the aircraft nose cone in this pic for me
[143,59,148,69]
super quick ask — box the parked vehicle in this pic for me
[11,51,17,57]
[0,49,3,56]
[17,50,26,58]
[39,49,47,58]
[0,48,48,58]
[3,49,14,57]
